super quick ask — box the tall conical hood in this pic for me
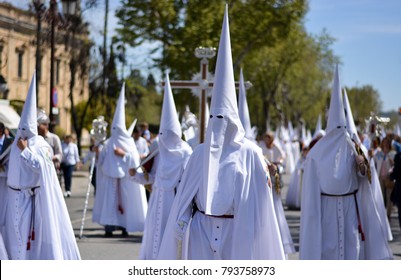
[18,73,38,138]
[343,88,360,144]
[201,5,245,215]
[160,74,182,138]
[8,73,40,187]
[209,5,242,128]
[238,68,253,140]
[326,65,346,133]
[155,74,192,193]
[111,83,129,137]
[313,114,322,139]
[127,118,137,136]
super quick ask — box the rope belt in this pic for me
[198,210,234,219]
[9,186,40,250]
[321,189,365,241]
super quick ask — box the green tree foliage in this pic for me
[116,0,307,114]
[114,0,383,134]
[125,70,162,127]
[243,25,339,133]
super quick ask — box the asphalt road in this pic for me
[65,170,401,260]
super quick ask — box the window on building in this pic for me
[17,52,23,78]
[56,59,61,84]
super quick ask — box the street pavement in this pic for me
[65,169,401,260]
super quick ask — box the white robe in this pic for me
[157,140,285,260]
[92,141,147,232]
[5,136,80,260]
[300,130,393,260]
[285,156,305,209]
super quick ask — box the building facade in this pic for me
[0,2,89,135]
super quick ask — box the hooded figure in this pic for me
[4,73,80,259]
[299,66,393,260]
[129,74,192,259]
[157,6,285,260]
[92,83,147,236]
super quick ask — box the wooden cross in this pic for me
[161,47,252,144]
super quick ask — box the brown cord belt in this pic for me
[198,210,234,219]
[321,189,365,241]
[9,186,40,250]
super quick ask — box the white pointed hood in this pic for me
[160,74,182,139]
[111,83,130,139]
[200,5,245,215]
[154,74,192,191]
[326,65,346,133]
[343,88,360,144]
[8,73,41,187]
[238,68,254,140]
[313,114,322,139]
[127,118,137,136]
[18,73,38,139]
[102,83,139,178]
[306,65,353,195]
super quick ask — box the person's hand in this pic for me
[267,164,277,177]
[356,155,367,175]
[128,168,137,176]
[76,162,82,170]
[114,147,125,157]
[355,155,365,165]
[17,137,28,151]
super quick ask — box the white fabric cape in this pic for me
[92,140,147,232]
[5,136,80,259]
[157,140,285,260]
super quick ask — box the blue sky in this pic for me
[305,0,401,112]
[13,0,401,112]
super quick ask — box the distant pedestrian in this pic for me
[61,135,81,197]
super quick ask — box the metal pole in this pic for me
[79,153,96,239]
[49,0,56,132]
